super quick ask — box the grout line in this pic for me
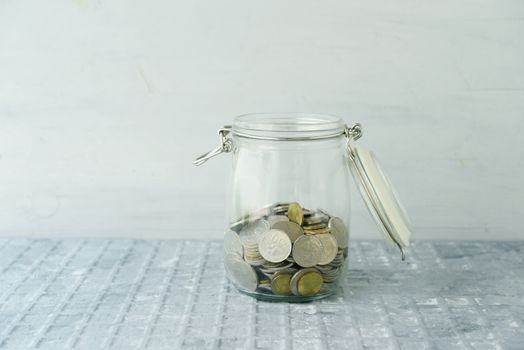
[28,240,111,348]
[0,241,61,305]
[250,297,257,349]
[317,303,330,350]
[284,303,293,350]
[66,240,136,348]
[211,253,228,349]
[349,242,369,350]
[102,241,160,348]
[406,297,433,348]
[0,239,12,255]
[434,243,478,350]
[436,294,475,350]
[0,240,88,348]
[174,242,210,349]
[379,295,402,350]
[0,241,34,275]
[140,241,183,348]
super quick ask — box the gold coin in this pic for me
[304,227,331,235]
[287,202,304,225]
[270,271,293,295]
[259,278,271,286]
[302,223,328,230]
[297,270,323,296]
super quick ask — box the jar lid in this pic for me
[348,145,412,260]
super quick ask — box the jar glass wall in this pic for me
[223,114,352,301]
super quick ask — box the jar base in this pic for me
[237,287,335,303]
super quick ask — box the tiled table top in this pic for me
[0,239,522,349]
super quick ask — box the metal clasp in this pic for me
[344,123,362,141]
[344,123,362,160]
[193,126,233,166]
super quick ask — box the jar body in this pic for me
[223,114,351,301]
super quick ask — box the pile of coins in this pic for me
[224,202,348,297]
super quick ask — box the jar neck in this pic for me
[232,113,346,141]
[232,134,346,152]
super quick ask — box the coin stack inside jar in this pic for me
[224,202,349,297]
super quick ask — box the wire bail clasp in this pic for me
[344,123,362,141]
[344,123,363,160]
[193,126,233,166]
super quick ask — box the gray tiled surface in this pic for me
[0,239,523,349]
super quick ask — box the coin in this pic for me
[263,202,290,210]
[297,270,323,296]
[316,264,341,283]
[318,208,332,219]
[328,217,348,248]
[316,233,339,265]
[258,277,272,292]
[303,227,331,235]
[271,221,304,243]
[225,253,258,291]
[243,251,267,266]
[287,202,304,225]
[292,235,322,267]
[290,269,304,295]
[302,218,323,226]
[269,202,290,215]
[267,215,290,227]
[259,278,271,286]
[259,261,294,277]
[290,268,323,296]
[302,208,315,217]
[270,270,295,295]
[239,219,270,246]
[258,229,292,263]
[224,230,243,257]
[328,250,345,267]
[230,209,268,229]
[273,206,289,215]
[302,223,327,231]
[227,204,348,297]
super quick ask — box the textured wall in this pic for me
[0,0,523,239]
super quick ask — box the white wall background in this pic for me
[0,0,523,240]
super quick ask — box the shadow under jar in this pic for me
[195,113,412,302]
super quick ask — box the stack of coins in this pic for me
[224,201,349,297]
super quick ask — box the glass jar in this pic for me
[195,113,411,302]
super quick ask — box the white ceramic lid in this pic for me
[349,145,412,260]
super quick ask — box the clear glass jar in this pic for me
[195,113,411,302]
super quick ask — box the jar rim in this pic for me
[232,113,347,141]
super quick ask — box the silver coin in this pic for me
[328,251,345,267]
[303,214,328,226]
[258,229,292,263]
[230,213,262,229]
[224,253,258,291]
[328,217,349,249]
[270,202,290,214]
[224,230,243,257]
[239,219,270,246]
[262,202,290,210]
[318,208,332,219]
[243,244,267,266]
[259,261,294,274]
[271,221,304,243]
[316,233,339,265]
[267,215,290,227]
[292,235,322,267]
[244,257,267,266]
